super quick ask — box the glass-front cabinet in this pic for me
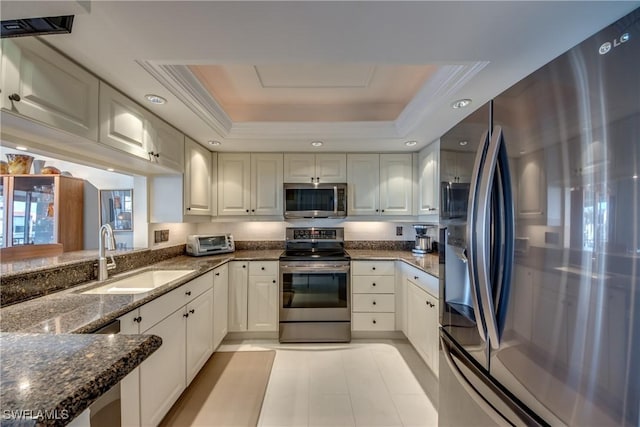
[1,175,84,256]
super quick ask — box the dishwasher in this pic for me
[88,319,122,427]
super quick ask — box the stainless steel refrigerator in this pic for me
[439,8,640,426]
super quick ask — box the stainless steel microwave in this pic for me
[284,183,347,219]
[186,234,235,256]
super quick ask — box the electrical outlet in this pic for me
[161,229,170,242]
[396,226,403,236]
[154,230,162,243]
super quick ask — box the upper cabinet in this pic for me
[1,38,99,141]
[184,137,213,216]
[418,142,439,214]
[440,150,475,183]
[284,154,346,183]
[347,153,413,216]
[148,116,185,173]
[218,153,283,216]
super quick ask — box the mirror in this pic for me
[99,189,133,231]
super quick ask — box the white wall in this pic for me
[148,222,198,248]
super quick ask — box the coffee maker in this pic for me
[412,224,437,255]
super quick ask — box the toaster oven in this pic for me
[186,234,235,256]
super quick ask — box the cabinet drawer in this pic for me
[352,294,395,312]
[139,271,212,331]
[352,261,395,276]
[406,267,438,297]
[249,261,278,276]
[352,276,395,293]
[352,313,395,331]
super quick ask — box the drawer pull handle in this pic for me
[185,291,192,296]
[189,309,195,314]
[134,316,142,323]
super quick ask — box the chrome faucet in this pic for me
[98,224,117,281]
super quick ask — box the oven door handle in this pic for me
[280,265,351,274]
[333,186,338,215]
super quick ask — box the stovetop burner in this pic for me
[281,227,349,261]
[279,249,351,261]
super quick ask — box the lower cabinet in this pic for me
[406,279,439,377]
[228,261,278,332]
[119,271,214,427]
[213,263,229,349]
[351,261,396,331]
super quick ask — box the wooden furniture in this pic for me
[1,174,84,256]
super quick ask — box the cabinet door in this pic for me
[1,38,99,140]
[347,154,380,215]
[425,294,439,377]
[228,261,248,332]
[213,264,229,349]
[407,280,430,367]
[186,289,214,384]
[248,275,278,331]
[99,82,153,160]
[218,153,251,215]
[283,154,315,183]
[418,145,439,214]
[440,150,458,183]
[316,154,347,183]
[118,310,141,427]
[139,308,186,426]
[517,150,546,218]
[251,153,283,215]
[184,137,212,215]
[149,116,184,173]
[379,154,413,215]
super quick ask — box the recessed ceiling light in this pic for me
[311,141,324,147]
[404,141,418,147]
[208,140,221,146]
[458,140,468,146]
[106,168,115,172]
[451,99,472,109]
[145,94,167,105]
[15,146,28,151]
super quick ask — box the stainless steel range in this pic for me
[279,227,351,343]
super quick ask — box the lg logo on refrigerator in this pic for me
[599,33,630,55]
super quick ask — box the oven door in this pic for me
[279,261,350,322]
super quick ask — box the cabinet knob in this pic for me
[372,301,377,305]
[372,283,376,287]
[251,209,255,213]
[246,209,249,213]
[8,93,21,102]
[189,309,195,314]
[311,177,314,183]
[185,291,192,296]
[372,319,377,324]
[215,272,220,276]
[272,280,276,284]
[183,313,189,318]
[381,209,385,213]
[242,265,246,268]
[186,207,191,210]
[134,316,142,323]
[316,177,319,182]
[261,266,265,270]
[414,276,419,280]
[372,267,376,271]
[375,209,379,212]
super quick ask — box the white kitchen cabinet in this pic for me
[248,264,279,332]
[184,137,213,216]
[284,153,347,183]
[118,271,214,427]
[140,307,187,426]
[407,279,439,377]
[347,153,413,216]
[213,263,229,349]
[517,149,546,219]
[440,150,475,184]
[351,261,396,332]
[347,154,380,215]
[228,261,249,332]
[218,153,283,216]
[418,143,439,214]
[1,38,99,141]
[99,82,155,160]
[186,288,214,384]
[148,116,184,173]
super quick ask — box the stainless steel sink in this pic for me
[81,269,196,295]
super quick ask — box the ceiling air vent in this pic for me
[1,15,74,38]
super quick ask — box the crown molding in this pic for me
[228,120,400,140]
[395,61,489,136]
[136,61,233,137]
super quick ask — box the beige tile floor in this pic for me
[218,339,438,427]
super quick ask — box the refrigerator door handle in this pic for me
[467,130,490,342]
[474,125,503,349]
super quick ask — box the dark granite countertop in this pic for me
[0,332,161,427]
[347,249,440,278]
